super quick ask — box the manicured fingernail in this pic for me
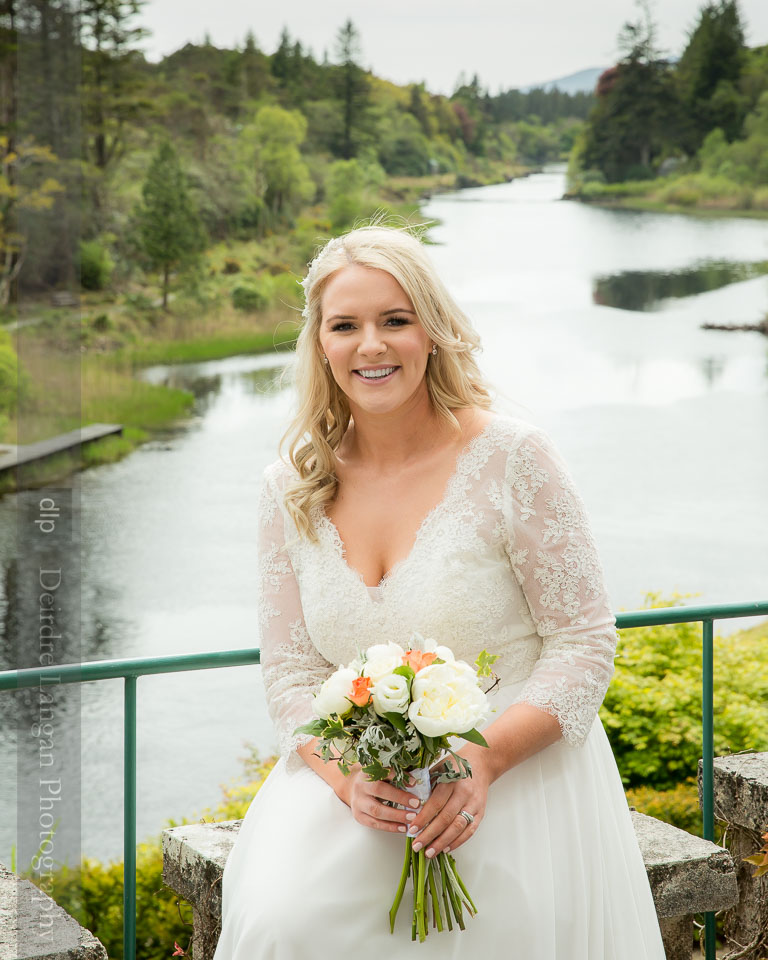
[398,825,406,833]
[445,847,451,853]
[412,841,422,852]
[409,798,420,808]
[407,824,420,836]
[425,847,435,858]
[406,812,416,822]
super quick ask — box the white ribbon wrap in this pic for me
[403,766,431,837]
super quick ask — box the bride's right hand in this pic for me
[340,770,423,835]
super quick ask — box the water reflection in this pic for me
[240,366,286,396]
[593,259,768,311]
[700,356,727,388]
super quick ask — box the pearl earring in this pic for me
[431,345,437,356]
[323,354,329,364]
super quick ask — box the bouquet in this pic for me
[295,633,499,942]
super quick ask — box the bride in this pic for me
[212,222,667,959]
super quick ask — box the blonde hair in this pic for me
[280,215,494,542]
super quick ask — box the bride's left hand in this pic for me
[405,746,493,858]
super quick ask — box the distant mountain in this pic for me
[520,67,605,95]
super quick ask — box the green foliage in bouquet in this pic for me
[600,593,768,789]
[296,647,495,791]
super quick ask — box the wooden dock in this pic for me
[0,423,124,472]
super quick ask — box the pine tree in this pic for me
[676,0,747,153]
[80,0,147,171]
[332,19,370,159]
[135,142,206,310]
[581,0,680,181]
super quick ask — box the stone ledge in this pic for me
[631,810,738,917]
[163,816,739,919]
[162,821,241,922]
[0,861,107,960]
[699,753,768,832]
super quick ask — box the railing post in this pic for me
[701,618,716,960]
[124,675,137,960]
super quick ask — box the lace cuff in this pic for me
[501,425,618,747]
[258,464,336,774]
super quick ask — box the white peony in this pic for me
[408,661,489,737]
[312,667,357,719]
[361,642,407,684]
[371,672,411,716]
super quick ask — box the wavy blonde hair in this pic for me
[280,216,495,542]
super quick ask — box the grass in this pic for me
[116,324,298,368]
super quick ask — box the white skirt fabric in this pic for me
[213,680,666,960]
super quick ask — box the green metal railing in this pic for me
[1,600,767,960]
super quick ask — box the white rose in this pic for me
[361,642,406,684]
[408,661,489,737]
[371,672,411,716]
[312,667,357,720]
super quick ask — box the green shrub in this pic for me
[326,158,365,232]
[231,280,270,312]
[625,779,704,836]
[38,749,277,960]
[123,291,157,314]
[601,593,768,789]
[657,179,700,207]
[79,240,115,291]
[0,330,19,415]
[91,313,112,332]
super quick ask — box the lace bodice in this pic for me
[257,414,618,773]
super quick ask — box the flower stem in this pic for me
[443,858,466,930]
[427,858,444,932]
[389,837,413,933]
[410,845,418,941]
[447,853,477,916]
[439,854,453,931]
[416,849,427,942]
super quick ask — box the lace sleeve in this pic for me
[501,425,618,747]
[258,465,336,774]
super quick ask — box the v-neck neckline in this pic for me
[319,415,499,594]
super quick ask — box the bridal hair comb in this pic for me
[298,236,349,320]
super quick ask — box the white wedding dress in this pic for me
[213,413,666,959]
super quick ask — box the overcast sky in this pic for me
[139,0,768,96]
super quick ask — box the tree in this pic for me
[241,30,270,102]
[80,0,148,171]
[581,1,680,181]
[451,72,490,154]
[407,83,431,136]
[331,19,371,158]
[0,137,64,306]
[134,142,206,310]
[676,0,747,153]
[270,26,292,83]
[238,105,314,229]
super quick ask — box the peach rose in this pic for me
[402,649,437,672]
[348,675,373,707]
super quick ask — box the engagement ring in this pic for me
[460,810,474,825]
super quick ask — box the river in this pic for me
[1,164,767,866]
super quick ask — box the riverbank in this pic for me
[0,162,533,496]
[566,172,768,219]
